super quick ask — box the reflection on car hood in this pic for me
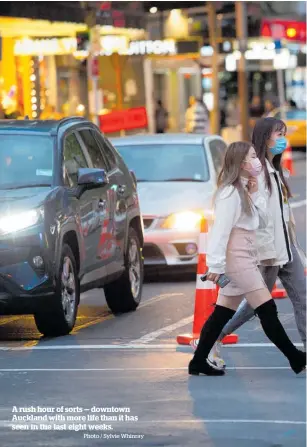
[0,187,55,213]
[137,181,215,216]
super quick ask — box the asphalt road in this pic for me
[0,156,305,447]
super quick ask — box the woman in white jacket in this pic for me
[210,118,306,369]
[189,141,306,376]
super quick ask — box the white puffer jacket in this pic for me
[256,159,293,266]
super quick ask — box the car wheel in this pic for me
[104,227,143,314]
[34,244,79,336]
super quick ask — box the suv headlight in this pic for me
[0,209,43,235]
[161,211,203,231]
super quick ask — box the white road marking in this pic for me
[81,291,185,305]
[0,366,295,372]
[129,315,193,344]
[139,293,185,309]
[291,199,306,209]
[0,342,303,351]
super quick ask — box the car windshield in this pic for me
[0,135,54,189]
[115,144,209,182]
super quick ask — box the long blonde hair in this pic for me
[215,141,253,215]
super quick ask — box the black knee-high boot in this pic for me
[189,305,236,376]
[255,299,306,374]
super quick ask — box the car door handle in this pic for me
[118,184,126,195]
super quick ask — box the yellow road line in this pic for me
[22,340,40,348]
[0,316,24,326]
[72,314,113,334]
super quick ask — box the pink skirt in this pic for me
[220,228,267,296]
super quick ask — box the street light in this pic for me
[150,6,158,14]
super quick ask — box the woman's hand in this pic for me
[247,176,258,194]
[206,272,221,284]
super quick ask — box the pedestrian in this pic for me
[188,141,306,376]
[263,99,275,116]
[249,96,264,118]
[209,117,306,369]
[155,100,168,134]
[185,96,210,134]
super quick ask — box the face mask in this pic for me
[270,137,287,156]
[244,158,262,177]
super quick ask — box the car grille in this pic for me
[143,218,154,230]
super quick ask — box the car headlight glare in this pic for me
[161,211,203,230]
[0,209,41,235]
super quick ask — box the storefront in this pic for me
[141,39,205,133]
[12,36,90,119]
[0,16,87,119]
[0,16,147,121]
[223,19,307,113]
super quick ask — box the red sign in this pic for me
[99,107,148,133]
[261,19,306,43]
[91,57,99,78]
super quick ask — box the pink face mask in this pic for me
[244,158,262,176]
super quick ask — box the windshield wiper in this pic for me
[163,178,204,182]
[0,183,51,190]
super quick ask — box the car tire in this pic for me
[104,227,143,314]
[34,244,79,337]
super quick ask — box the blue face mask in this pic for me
[270,137,287,156]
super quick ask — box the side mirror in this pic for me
[77,168,109,188]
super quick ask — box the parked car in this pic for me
[111,133,227,272]
[0,117,144,336]
[268,108,306,150]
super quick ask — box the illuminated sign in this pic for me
[261,19,306,43]
[100,35,129,55]
[127,40,176,56]
[99,107,148,133]
[14,37,176,57]
[14,37,77,56]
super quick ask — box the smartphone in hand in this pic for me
[200,271,230,288]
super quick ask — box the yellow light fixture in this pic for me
[286,27,297,39]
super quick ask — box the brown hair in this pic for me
[252,117,291,198]
[216,141,253,215]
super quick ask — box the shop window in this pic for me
[78,130,108,171]
[63,133,88,187]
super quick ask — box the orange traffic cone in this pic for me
[282,143,295,176]
[271,282,287,299]
[176,217,239,346]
